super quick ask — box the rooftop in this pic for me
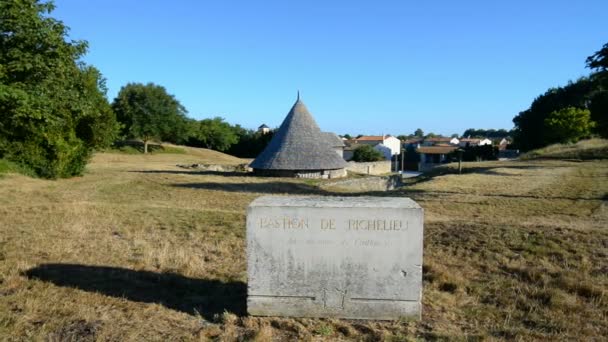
[417,146,458,154]
[250,97,347,171]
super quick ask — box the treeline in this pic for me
[0,1,271,179]
[112,83,272,157]
[461,129,511,140]
[394,128,511,141]
[513,43,607,151]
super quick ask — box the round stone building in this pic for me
[250,96,347,178]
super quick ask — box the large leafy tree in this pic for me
[512,78,595,151]
[227,126,274,158]
[586,43,608,137]
[544,107,594,143]
[513,42,608,149]
[586,43,608,73]
[187,117,238,152]
[0,0,118,178]
[112,83,189,153]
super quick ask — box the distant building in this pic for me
[342,143,357,161]
[373,143,393,160]
[459,138,492,147]
[353,135,401,157]
[416,146,457,172]
[250,96,347,178]
[258,124,270,134]
[422,137,460,146]
[403,139,423,149]
[498,138,511,150]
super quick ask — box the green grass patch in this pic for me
[0,159,36,177]
[109,142,187,155]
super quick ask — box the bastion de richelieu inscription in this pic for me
[246,196,424,320]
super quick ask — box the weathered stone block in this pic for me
[246,196,424,320]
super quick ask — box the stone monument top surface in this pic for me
[249,196,421,209]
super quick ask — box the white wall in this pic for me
[374,144,392,160]
[383,136,401,155]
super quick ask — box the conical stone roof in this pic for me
[250,98,347,170]
[322,132,345,148]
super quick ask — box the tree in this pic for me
[188,117,238,152]
[112,83,188,153]
[544,107,594,144]
[414,128,424,138]
[0,0,118,178]
[586,42,608,138]
[586,43,608,73]
[351,145,385,162]
[343,134,352,140]
[228,127,274,158]
[512,78,595,151]
[588,91,608,137]
[513,43,608,150]
[462,128,511,139]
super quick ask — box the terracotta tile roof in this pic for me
[417,146,458,154]
[355,136,385,141]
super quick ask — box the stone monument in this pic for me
[247,196,424,320]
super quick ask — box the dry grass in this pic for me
[520,138,608,160]
[0,146,606,340]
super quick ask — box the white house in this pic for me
[422,137,460,146]
[459,138,492,147]
[373,143,393,160]
[354,135,401,156]
[257,124,270,134]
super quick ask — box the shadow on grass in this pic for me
[132,170,249,177]
[403,188,605,201]
[171,181,395,197]
[169,179,605,202]
[172,181,325,194]
[24,264,246,320]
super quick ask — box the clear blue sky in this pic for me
[53,0,607,136]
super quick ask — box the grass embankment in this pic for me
[520,138,608,160]
[0,146,606,340]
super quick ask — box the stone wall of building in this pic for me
[253,168,347,179]
[346,161,391,175]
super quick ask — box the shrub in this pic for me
[0,0,118,178]
[351,145,385,162]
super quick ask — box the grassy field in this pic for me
[0,147,606,341]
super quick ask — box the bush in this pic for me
[351,145,385,162]
[0,159,35,177]
[0,0,118,178]
[544,107,595,144]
